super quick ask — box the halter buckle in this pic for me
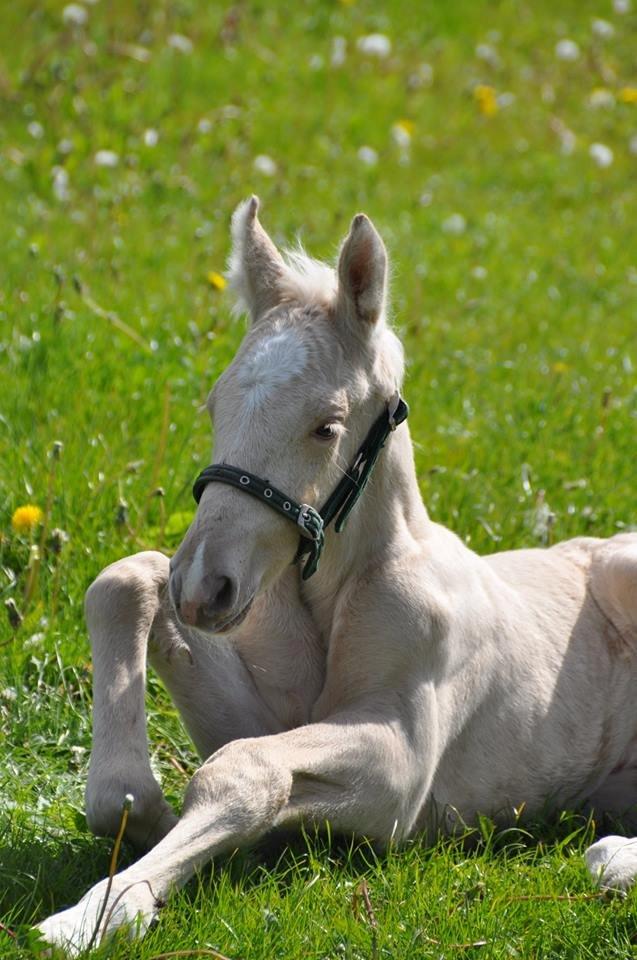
[297,504,323,542]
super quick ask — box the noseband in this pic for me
[192,394,408,580]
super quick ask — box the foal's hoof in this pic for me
[36,876,158,956]
[586,835,637,891]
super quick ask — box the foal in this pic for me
[39,197,637,953]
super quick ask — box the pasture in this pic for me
[1,0,636,956]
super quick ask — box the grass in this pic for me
[1,0,636,956]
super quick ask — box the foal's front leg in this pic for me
[84,551,181,849]
[38,702,436,955]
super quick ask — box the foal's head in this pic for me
[170,196,404,634]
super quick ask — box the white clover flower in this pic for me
[471,265,488,280]
[197,118,213,134]
[62,3,88,26]
[357,145,378,166]
[613,0,631,12]
[331,36,346,67]
[356,34,392,58]
[442,213,467,236]
[589,88,615,108]
[253,154,277,176]
[475,43,500,67]
[592,18,615,38]
[52,166,70,201]
[308,54,323,71]
[27,121,44,139]
[555,39,580,61]
[94,149,119,167]
[167,33,193,54]
[143,128,159,147]
[589,142,614,167]
[497,91,516,108]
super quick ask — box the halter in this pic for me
[192,393,408,580]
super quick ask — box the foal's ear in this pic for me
[227,195,286,321]
[336,214,387,328]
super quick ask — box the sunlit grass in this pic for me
[1,0,636,955]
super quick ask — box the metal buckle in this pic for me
[297,504,322,541]
[387,391,400,431]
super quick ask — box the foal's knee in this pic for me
[184,740,292,835]
[85,551,169,633]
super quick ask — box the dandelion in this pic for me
[356,34,392,58]
[253,154,277,176]
[207,271,227,291]
[555,39,580,62]
[619,87,637,104]
[391,120,413,149]
[589,142,614,168]
[474,84,498,116]
[11,505,43,534]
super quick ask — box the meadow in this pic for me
[1,0,636,956]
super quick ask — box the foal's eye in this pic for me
[313,423,337,441]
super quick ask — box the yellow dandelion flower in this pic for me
[474,84,498,117]
[619,87,637,104]
[396,118,415,136]
[207,271,227,291]
[11,504,44,533]
[552,361,569,374]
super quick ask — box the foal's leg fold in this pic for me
[38,709,433,955]
[84,551,180,849]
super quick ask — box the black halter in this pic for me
[192,394,408,580]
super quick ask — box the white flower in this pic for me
[357,146,378,166]
[497,91,516,108]
[1,687,17,701]
[555,39,580,61]
[442,213,466,236]
[613,0,631,12]
[589,142,614,167]
[559,127,576,155]
[57,138,73,155]
[253,154,277,176]
[331,36,346,67]
[356,34,392,58]
[628,134,637,156]
[589,88,615,108]
[308,54,323,71]
[407,62,434,89]
[592,18,615,38]
[167,33,193,54]
[27,120,44,139]
[94,149,119,167]
[52,166,70,201]
[62,3,88,26]
[471,265,487,280]
[475,43,500,67]
[391,124,411,149]
[143,128,159,147]
[197,118,212,134]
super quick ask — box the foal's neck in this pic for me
[300,424,430,613]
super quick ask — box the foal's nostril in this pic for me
[207,575,235,615]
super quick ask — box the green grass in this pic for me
[1,0,636,956]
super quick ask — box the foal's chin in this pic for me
[174,592,256,639]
